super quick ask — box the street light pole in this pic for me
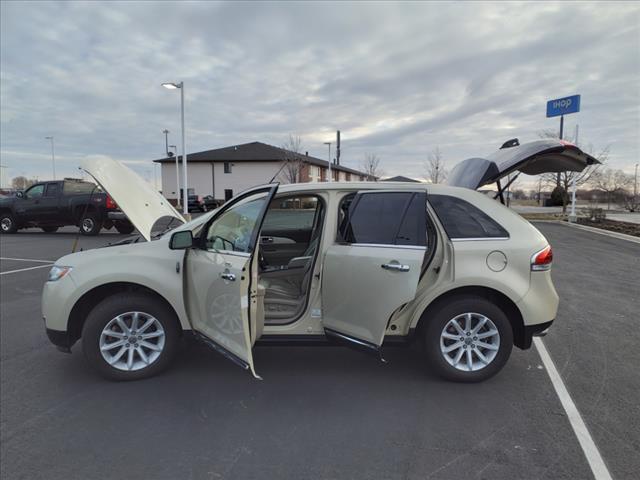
[162,82,188,216]
[170,144,180,208]
[324,142,332,182]
[44,136,56,180]
[634,163,638,201]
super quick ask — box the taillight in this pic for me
[106,195,117,210]
[198,196,202,202]
[531,245,553,271]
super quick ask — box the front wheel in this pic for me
[423,297,513,383]
[0,213,18,233]
[82,293,181,381]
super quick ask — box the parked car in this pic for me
[202,195,223,211]
[179,191,207,212]
[0,179,134,235]
[42,139,597,382]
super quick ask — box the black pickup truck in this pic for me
[0,179,134,235]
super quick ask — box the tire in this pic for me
[82,293,181,381]
[41,226,59,233]
[115,221,135,235]
[79,213,101,236]
[423,296,513,383]
[0,213,18,233]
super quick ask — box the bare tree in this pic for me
[11,176,36,190]
[537,129,608,213]
[591,168,633,210]
[424,146,447,184]
[361,153,383,181]
[279,134,304,183]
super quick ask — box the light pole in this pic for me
[170,144,180,208]
[44,136,56,180]
[162,82,188,216]
[634,163,638,203]
[324,142,332,182]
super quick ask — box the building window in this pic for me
[225,189,233,200]
[224,162,232,174]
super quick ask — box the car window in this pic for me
[395,193,427,246]
[44,183,59,197]
[262,196,318,230]
[63,181,99,195]
[429,194,508,239]
[205,191,269,253]
[25,184,44,199]
[340,192,426,246]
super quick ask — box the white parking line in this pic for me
[533,337,613,480]
[0,264,53,275]
[0,257,56,263]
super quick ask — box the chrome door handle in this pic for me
[381,263,410,272]
[220,272,236,281]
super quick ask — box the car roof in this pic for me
[274,181,465,196]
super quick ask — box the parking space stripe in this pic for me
[534,337,613,480]
[0,264,53,275]
[0,257,56,263]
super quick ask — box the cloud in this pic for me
[1,1,638,189]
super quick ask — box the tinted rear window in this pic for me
[429,194,508,239]
[63,182,98,195]
[340,192,426,246]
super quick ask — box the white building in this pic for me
[154,141,372,203]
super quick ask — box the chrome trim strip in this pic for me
[349,243,427,251]
[450,237,510,242]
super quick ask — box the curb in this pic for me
[536,220,640,244]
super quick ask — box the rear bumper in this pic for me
[107,211,129,222]
[521,319,554,349]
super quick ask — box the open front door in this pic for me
[321,191,427,359]
[185,184,278,378]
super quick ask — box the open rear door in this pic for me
[447,139,600,190]
[321,190,427,360]
[185,184,278,378]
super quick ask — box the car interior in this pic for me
[258,195,324,325]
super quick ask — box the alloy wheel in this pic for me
[82,218,95,233]
[1,217,12,231]
[99,311,166,371]
[439,312,500,372]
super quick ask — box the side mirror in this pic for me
[169,230,194,250]
[15,191,24,198]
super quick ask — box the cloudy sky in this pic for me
[1,1,639,189]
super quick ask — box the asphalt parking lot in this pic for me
[1,223,638,480]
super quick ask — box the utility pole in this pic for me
[634,163,638,202]
[556,115,564,188]
[324,142,332,182]
[336,130,341,166]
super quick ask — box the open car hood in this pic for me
[447,139,600,190]
[81,156,184,241]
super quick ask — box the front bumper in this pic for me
[46,327,72,353]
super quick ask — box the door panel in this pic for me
[185,249,255,372]
[321,244,425,348]
[184,184,278,378]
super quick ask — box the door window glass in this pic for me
[45,183,59,197]
[205,192,268,253]
[63,181,98,194]
[429,194,508,238]
[344,192,412,244]
[25,184,44,199]
[395,193,427,246]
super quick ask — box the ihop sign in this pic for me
[546,94,581,118]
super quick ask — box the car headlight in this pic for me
[48,266,73,282]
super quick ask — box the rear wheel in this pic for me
[82,293,180,381]
[0,213,18,233]
[423,297,513,382]
[41,226,58,233]
[115,221,135,235]
[79,213,101,235]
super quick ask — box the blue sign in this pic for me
[546,94,581,118]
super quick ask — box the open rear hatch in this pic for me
[81,156,184,241]
[447,139,600,190]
